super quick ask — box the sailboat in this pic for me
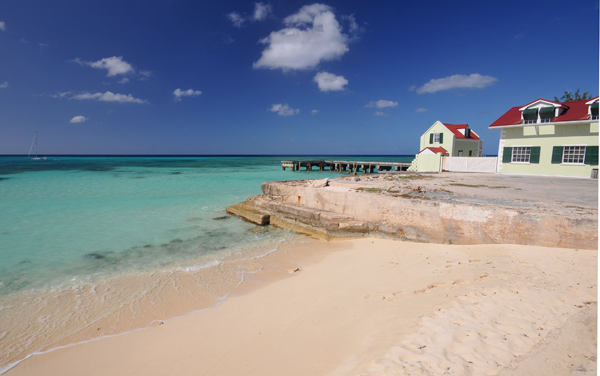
[27,131,48,160]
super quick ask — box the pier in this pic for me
[281,160,412,174]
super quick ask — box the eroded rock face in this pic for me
[227,175,598,249]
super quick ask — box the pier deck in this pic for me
[281,160,412,174]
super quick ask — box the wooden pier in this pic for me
[281,160,412,174]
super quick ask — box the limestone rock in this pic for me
[309,178,329,188]
[226,177,597,249]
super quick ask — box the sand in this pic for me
[5,238,597,376]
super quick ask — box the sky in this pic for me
[1,0,598,155]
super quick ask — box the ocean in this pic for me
[0,155,413,372]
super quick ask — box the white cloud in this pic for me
[270,103,299,116]
[70,115,88,124]
[342,15,361,38]
[0,22,6,31]
[313,71,348,92]
[138,70,153,80]
[118,78,130,84]
[253,3,272,21]
[228,3,271,28]
[70,91,148,104]
[415,108,428,113]
[416,73,498,94]
[311,109,320,115]
[365,99,398,109]
[73,56,135,77]
[51,91,72,99]
[253,4,351,70]
[0,81,8,88]
[173,88,202,101]
[227,12,245,28]
[374,111,388,116]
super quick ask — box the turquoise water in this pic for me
[0,155,411,295]
[0,155,412,371]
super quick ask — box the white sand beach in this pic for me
[6,237,597,376]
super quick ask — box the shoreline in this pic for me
[6,237,597,375]
[0,235,324,374]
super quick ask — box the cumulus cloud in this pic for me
[415,108,428,113]
[73,56,135,77]
[270,103,299,116]
[70,91,148,104]
[365,99,398,109]
[173,88,202,101]
[0,22,6,31]
[416,73,498,94]
[313,71,348,92]
[0,81,8,88]
[253,4,352,71]
[253,3,272,21]
[70,115,88,123]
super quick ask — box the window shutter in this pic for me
[592,102,599,117]
[530,146,541,164]
[502,147,512,163]
[551,146,563,164]
[584,146,599,165]
[539,107,555,120]
[429,134,433,144]
[523,108,538,120]
[439,133,443,143]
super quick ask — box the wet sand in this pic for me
[6,237,597,376]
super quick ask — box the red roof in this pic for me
[441,123,480,140]
[489,98,598,128]
[419,146,448,155]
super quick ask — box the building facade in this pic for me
[489,98,599,178]
[419,121,483,157]
[409,121,483,172]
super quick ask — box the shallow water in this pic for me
[0,155,412,372]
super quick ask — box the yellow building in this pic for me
[489,98,599,178]
[409,121,483,172]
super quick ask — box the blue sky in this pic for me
[1,0,598,155]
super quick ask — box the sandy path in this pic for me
[6,238,597,376]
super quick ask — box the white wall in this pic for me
[442,157,498,173]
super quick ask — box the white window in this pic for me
[432,133,441,143]
[512,147,531,163]
[562,146,586,164]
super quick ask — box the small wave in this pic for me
[175,260,222,272]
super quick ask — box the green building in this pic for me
[490,98,599,178]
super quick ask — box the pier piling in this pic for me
[281,160,411,174]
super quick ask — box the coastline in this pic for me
[4,172,598,375]
[6,237,597,375]
[0,235,317,374]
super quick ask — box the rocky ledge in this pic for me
[227,173,598,249]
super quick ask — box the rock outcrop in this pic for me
[227,174,598,249]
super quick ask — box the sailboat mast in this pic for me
[28,132,36,159]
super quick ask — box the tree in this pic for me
[554,89,594,102]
